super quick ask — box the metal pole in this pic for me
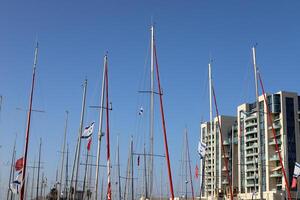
[36,138,42,200]
[208,62,214,198]
[252,47,263,200]
[149,24,155,198]
[66,145,69,200]
[94,55,107,200]
[30,158,36,200]
[20,42,38,200]
[58,111,69,200]
[7,137,16,200]
[117,136,122,200]
[73,79,88,199]
[143,143,148,199]
[131,137,134,200]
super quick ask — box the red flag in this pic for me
[15,157,24,171]
[87,137,92,151]
[291,177,297,189]
[137,155,140,166]
[195,164,199,179]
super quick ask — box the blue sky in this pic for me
[0,0,300,197]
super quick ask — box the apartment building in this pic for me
[237,91,300,200]
[200,115,238,199]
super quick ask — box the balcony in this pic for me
[245,128,257,136]
[246,166,256,172]
[269,139,282,146]
[246,152,258,157]
[246,137,258,143]
[245,114,257,121]
[222,153,229,158]
[245,143,258,150]
[268,123,281,130]
[222,179,229,185]
[269,154,280,161]
[245,121,257,128]
[223,139,230,146]
[270,172,282,178]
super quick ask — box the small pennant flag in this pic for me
[10,170,22,194]
[138,107,144,115]
[195,164,199,179]
[81,122,95,139]
[197,141,206,159]
[137,155,140,166]
[291,162,300,188]
[15,157,24,171]
[87,137,92,151]
[291,177,297,189]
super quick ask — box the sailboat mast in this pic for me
[208,62,214,198]
[131,137,134,200]
[30,158,36,200]
[65,145,69,200]
[7,137,16,200]
[36,138,42,200]
[20,42,38,200]
[149,25,155,197]
[73,78,88,198]
[58,111,69,200]
[117,136,122,200]
[105,55,112,200]
[186,129,195,200]
[94,55,107,200]
[252,47,263,200]
[143,143,148,198]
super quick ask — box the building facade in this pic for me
[237,91,300,200]
[200,116,238,199]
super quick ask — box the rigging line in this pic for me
[257,71,292,200]
[211,86,234,200]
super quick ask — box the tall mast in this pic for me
[208,62,214,198]
[117,136,122,200]
[149,24,155,197]
[143,143,148,198]
[73,78,88,198]
[58,111,69,200]
[105,55,112,200]
[20,42,38,200]
[65,145,69,200]
[36,138,42,200]
[30,158,36,200]
[131,137,134,200]
[252,47,263,200]
[94,55,107,200]
[7,137,16,200]
[186,129,195,200]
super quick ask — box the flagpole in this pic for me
[20,42,38,200]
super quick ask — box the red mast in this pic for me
[105,55,112,200]
[212,87,234,200]
[20,43,38,200]
[154,44,175,200]
[258,72,292,200]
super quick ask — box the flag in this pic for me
[291,162,300,188]
[138,106,144,115]
[10,170,22,194]
[15,157,24,171]
[291,177,297,189]
[81,122,95,139]
[195,164,199,179]
[137,155,140,166]
[87,137,92,151]
[197,141,206,159]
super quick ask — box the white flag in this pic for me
[10,170,22,194]
[81,122,95,139]
[198,141,206,159]
[293,162,300,177]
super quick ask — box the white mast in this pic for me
[73,79,88,198]
[58,111,69,200]
[94,55,107,200]
[117,136,122,200]
[252,47,263,200]
[208,62,214,198]
[149,24,155,198]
